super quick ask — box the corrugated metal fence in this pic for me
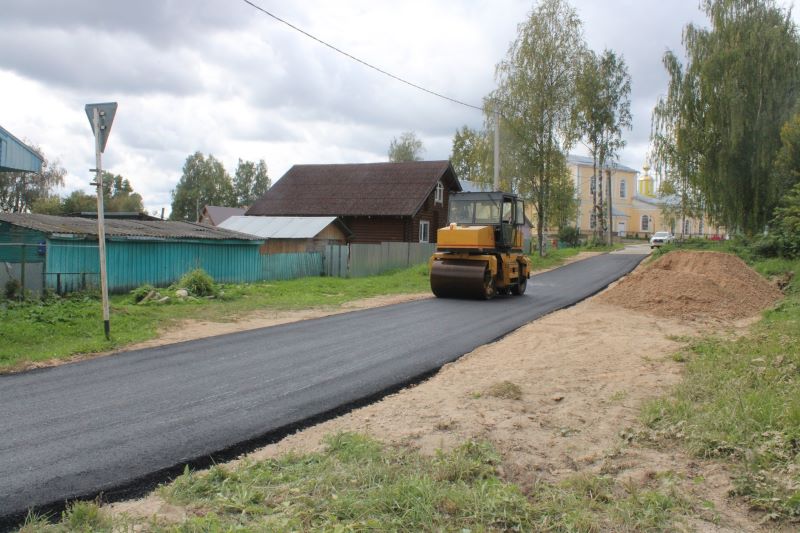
[261,252,323,281]
[2,240,433,296]
[325,242,435,278]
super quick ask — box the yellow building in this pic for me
[567,155,722,238]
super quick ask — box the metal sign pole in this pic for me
[93,108,111,340]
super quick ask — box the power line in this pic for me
[241,0,486,112]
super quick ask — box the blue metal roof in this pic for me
[0,124,44,173]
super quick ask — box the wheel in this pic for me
[511,275,527,295]
[482,268,496,300]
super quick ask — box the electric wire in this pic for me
[241,0,487,112]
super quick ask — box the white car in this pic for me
[650,231,675,249]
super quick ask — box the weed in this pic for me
[486,380,523,400]
[178,268,216,297]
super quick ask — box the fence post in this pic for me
[57,273,62,295]
[406,242,411,268]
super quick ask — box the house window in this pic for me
[620,179,626,198]
[590,212,597,229]
[434,181,444,204]
[641,215,649,231]
[419,220,430,243]
[683,219,692,235]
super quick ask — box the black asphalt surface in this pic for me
[0,251,646,521]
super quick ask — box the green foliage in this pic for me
[773,111,800,194]
[492,0,585,256]
[388,131,425,162]
[558,225,581,247]
[62,500,112,532]
[31,171,144,215]
[772,181,800,257]
[178,269,216,297]
[575,48,632,242]
[450,125,491,185]
[170,152,235,221]
[233,158,270,207]
[642,257,800,520]
[129,284,157,303]
[651,0,800,234]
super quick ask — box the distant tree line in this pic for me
[169,153,271,221]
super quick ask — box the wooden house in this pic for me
[245,161,462,244]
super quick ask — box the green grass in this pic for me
[641,256,800,520]
[0,265,431,371]
[23,433,692,532]
[528,242,623,271]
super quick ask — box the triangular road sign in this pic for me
[85,102,118,153]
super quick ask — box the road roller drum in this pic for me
[430,259,494,299]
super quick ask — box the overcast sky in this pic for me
[1,0,796,215]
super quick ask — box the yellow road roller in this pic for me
[429,191,532,299]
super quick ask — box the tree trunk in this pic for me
[607,169,613,246]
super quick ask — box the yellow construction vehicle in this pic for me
[429,192,532,299]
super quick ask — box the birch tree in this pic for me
[491,0,585,256]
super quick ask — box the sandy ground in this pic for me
[110,250,781,531]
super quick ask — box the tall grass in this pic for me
[642,257,800,519]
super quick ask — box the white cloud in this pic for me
[2,0,797,216]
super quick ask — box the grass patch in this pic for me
[0,265,430,371]
[485,380,523,400]
[529,242,622,272]
[641,257,800,520]
[27,433,694,532]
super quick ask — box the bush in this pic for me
[4,279,21,300]
[130,284,156,303]
[179,268,216,297]
[557,225,581,247]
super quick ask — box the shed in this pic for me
[0,214,263,293]
[219,216,351,255]
[246,161,461,244]
[0,124,43,173]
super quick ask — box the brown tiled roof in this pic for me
[246,160,461,217]
[0,213,261,241]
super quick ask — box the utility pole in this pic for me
[86,102,117,340]
[493,107,500,191]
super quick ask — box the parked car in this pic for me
[650,231,675,249]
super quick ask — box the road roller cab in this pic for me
[429,192,532,299]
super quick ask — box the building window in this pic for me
[419,220,430,243]
[699,220,704,235]
[434,182,443,204]
[590,176,596,194]
[641,215,649,231]
[590,212,597,229]
[620,179,626,198]
[683,219,692,235]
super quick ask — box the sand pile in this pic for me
[598,251,782,321]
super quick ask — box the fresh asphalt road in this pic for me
[0,250,647,520]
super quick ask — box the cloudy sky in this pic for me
[1,1,796,215]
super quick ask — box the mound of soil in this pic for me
[598,251,782,321]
